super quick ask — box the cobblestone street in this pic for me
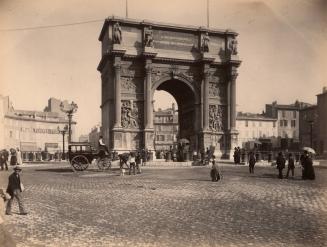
[0,163,327,247]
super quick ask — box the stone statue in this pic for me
[113,22,122,44]
[201,32,210,52]
[209,105,223,132]
[127,108,138,127]
[121,102,138,128]
[144,26,154,48]
[229,37,238,55]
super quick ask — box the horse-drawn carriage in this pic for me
[68,142,111,171]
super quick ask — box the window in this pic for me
[273,122,276,128]
[245,121,248,127]
[166,135,172,141]
[9,131,13,138]
[293,111,296,118]
[156,135,165,141]
[282,110,286,117]
[291,120,296,127]
[280,120,283,127]
[284,120,288,127]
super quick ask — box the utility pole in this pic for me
[207,0,209,28]
[126,0,128,18]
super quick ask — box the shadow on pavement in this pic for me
[34,167,122,173]
[35,168,73,173]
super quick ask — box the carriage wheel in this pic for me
[71,155,89,171]
[97,158,112,170]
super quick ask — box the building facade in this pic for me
[236,112,278,149]
[265,101,311,149]
[317,87,327,157]
[0,96,76,159]
[299,105,318,151]
[154,104,178,151]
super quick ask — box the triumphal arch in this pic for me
[97,17,241,158]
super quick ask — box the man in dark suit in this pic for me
[5,166,27,215]
[0,149,9,171]
[276,152,286,179]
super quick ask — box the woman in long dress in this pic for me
[302,151,315,180]
[16,148,23,165]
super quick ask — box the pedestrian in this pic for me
[16,148,23,166]
[302,150,315,180]
[276,152,286,179]
[299,153,305,179]
[0,150,4,171]
[237,147,241,164]
[2,149,9,171]
[248,152,256,174]
[135,151,142,174]
[9,149,17,166]
[233,148,237,164]
[285,153,295,178]
[5,166,28,215]
[129,152,136,175]
[210,155,220,182]
[0,188,16,247]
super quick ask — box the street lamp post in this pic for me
[57,125,68,160]
[60,101,78,143]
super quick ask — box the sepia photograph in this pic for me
[0,0,326,246]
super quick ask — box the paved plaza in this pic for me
[0,162,327,247]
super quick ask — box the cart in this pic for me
[68,142,111,171]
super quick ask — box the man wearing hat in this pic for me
[5,166,27,215]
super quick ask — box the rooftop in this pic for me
[237,112,276,121]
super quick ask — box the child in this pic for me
[210,155,220,182]
[129,152,136,175]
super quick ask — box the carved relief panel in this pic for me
[121,77,143,94]
[209,69,227,103]
[121,64,143,95]
[209,105,226,132]
[121,100,143,129]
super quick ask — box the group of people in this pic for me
[119,151,144,175]
[209,149,316,181]
[0,148,23,171]
[275,151,315,180]
[233,147,242,164]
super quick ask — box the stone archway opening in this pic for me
[153,79,197,152]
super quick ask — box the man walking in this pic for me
[276,152,286,179]
[5,166,28,215]
[248,152,256,174]
[1,149,9,171]
[285,153,295,178]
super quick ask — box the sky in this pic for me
[0,0,326,137]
